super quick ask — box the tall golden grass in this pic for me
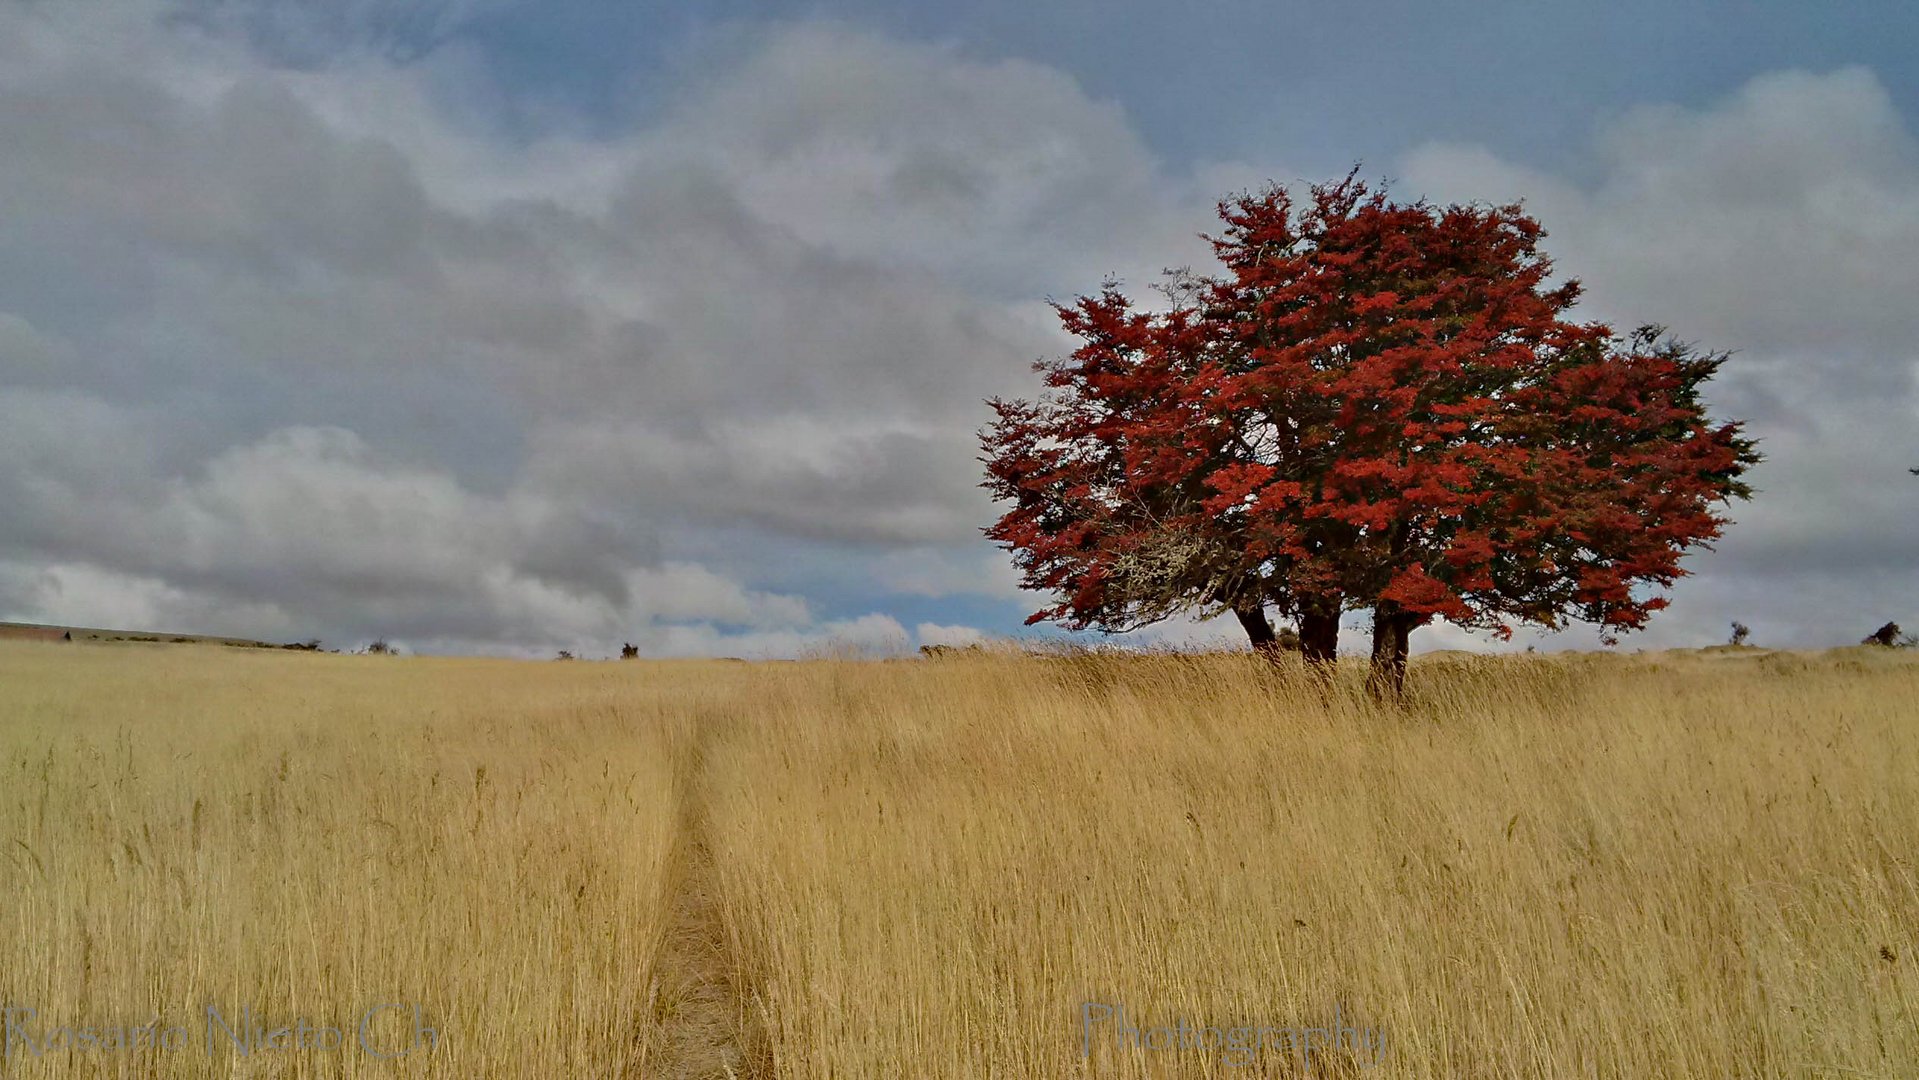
[2,640,1915,1077]
[1,644,690,1078]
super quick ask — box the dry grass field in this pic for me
[2,640,1915,1078]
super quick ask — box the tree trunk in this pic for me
[1366,602,1416,701]
[1298,605,1340,671]
[1234,605,1282,663]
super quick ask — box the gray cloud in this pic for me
[4,5,1913,658]
[0,5,1214,654]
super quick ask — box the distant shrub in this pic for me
[1729,622,1752,647]
[919,644,984,660]
[1861,622,1915,648]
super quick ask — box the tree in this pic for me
[981,288,1342,665]
[982,172,1757,695]
[1862,622,1911,648]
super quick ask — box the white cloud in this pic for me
[623,563,812,630]
[914,621,987,648]
[1399,67,1919,651]
[0,561,297,639]
[644,612,911,660]
[872,549,1026,601]
[1404,69,1919,366]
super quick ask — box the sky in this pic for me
[1,0,1915,658]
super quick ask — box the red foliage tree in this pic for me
[982,173,1758,695]
[981,290,1338,662]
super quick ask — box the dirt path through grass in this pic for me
[642,713,770,1080]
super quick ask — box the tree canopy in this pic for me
[982,173,1758,695]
